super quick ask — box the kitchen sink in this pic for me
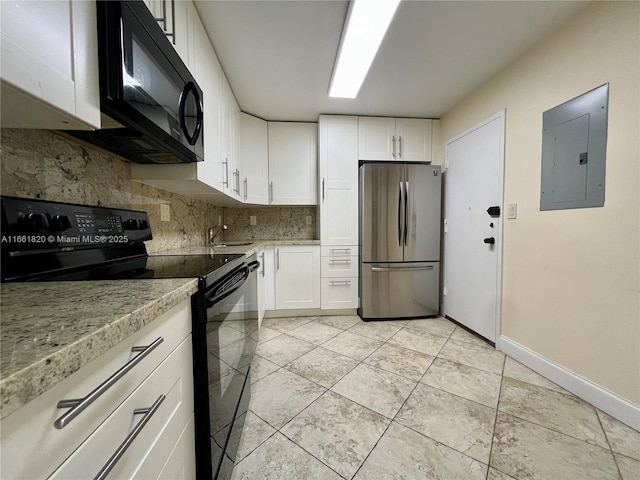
[214,241,253,247]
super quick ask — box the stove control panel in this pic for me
[1,196,153,252]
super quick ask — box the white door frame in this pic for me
[443,109,505,345]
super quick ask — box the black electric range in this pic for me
[1,196,259,480]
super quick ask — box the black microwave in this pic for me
[69,1,204,164]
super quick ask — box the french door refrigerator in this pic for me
[359,162,441,320]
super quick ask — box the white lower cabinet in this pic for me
[320,246,359,310]
[0,300,194,480]
[274,245,320,310]
[262,247,276,312]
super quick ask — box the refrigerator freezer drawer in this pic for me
[359,262,439,319]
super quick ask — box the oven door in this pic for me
[192,255,259,480]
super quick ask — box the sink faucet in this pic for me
[208,224,227,244]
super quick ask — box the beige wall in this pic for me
[438,2,639,404]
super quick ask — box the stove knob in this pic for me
[123,219,139,230]
[49,215,72,232]
[19,212,49,232]
[138,219,149,230]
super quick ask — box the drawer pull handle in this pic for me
[54,337,164,429]
[329,259,351,265]
[329,280,351,286]
[93,395,166,480]
[329,248,351,254]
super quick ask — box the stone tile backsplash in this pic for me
[224,206,317,241]
[0,129,317,251]
[0,129,221,254]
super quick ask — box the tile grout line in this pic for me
[594,408,625,479]
[486,352,507,479]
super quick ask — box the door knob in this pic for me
[483,237,495,245]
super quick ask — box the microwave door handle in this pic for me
[178,81,203,145]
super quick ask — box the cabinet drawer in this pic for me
[321,255,358,277]
[0,301,191,480]
[49,335,194,479]
[321,277,359,310]
[321,245,357,257]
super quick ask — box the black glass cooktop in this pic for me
[140,254,244,279]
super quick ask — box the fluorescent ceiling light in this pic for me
[329,0,401,99]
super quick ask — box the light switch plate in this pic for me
[250,216,257,226]
[508,203,517,219]
[305,216,312,225]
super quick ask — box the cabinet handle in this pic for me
[329,259,351,265]
[322,178,325,201]
[244,178,248,200]
[398,135,402,158]
[329,280,351,286]
[269,181,274,203]
[93,395,166,480]
[54,337,164,429]
[276,248,280,271]
[260,251,265,277]
[329,248,351,254]
[392,135,396,159]
[222,159,229,187]
[371,265,434,272]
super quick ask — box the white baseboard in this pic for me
[498,336,640,431]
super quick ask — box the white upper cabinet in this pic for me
[240,113,269,205]
[142,0,192,70]
[221,76,242,200]
[319,116,359,246]
[268,122,318,205]
[192,10,224,191]
[0,0,100,129]
[358,117,433,162]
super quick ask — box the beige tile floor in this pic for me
[230,315,640,480]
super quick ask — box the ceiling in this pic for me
[193,1,588,122]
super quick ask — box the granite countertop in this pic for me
[0,278,198,420]
[157,239,321,257]
[0,238,318,420]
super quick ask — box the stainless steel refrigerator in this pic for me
[359,162,441,320]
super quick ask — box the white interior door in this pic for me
[444,111,504,342]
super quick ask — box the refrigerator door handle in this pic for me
[404,180,409,246]
[398,181,404,246]
[371,265,434,272]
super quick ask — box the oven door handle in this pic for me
[248,260,260,272]
[205,265,250,308]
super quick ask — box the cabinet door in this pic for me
[240,113,269,205]
[262,247,275,311]
[0,0,100,129]
[275,246,320,309]
[142,0,190,69]
[319,116,359,245]
[192,11,224,191]
[220,76,236,197]
[358,117,396,161]
[321,278,359,310]
[268,123,318,205]
[49,337,194,480]
[396,118,433,162]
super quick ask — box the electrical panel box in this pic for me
[540,84,608,211]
